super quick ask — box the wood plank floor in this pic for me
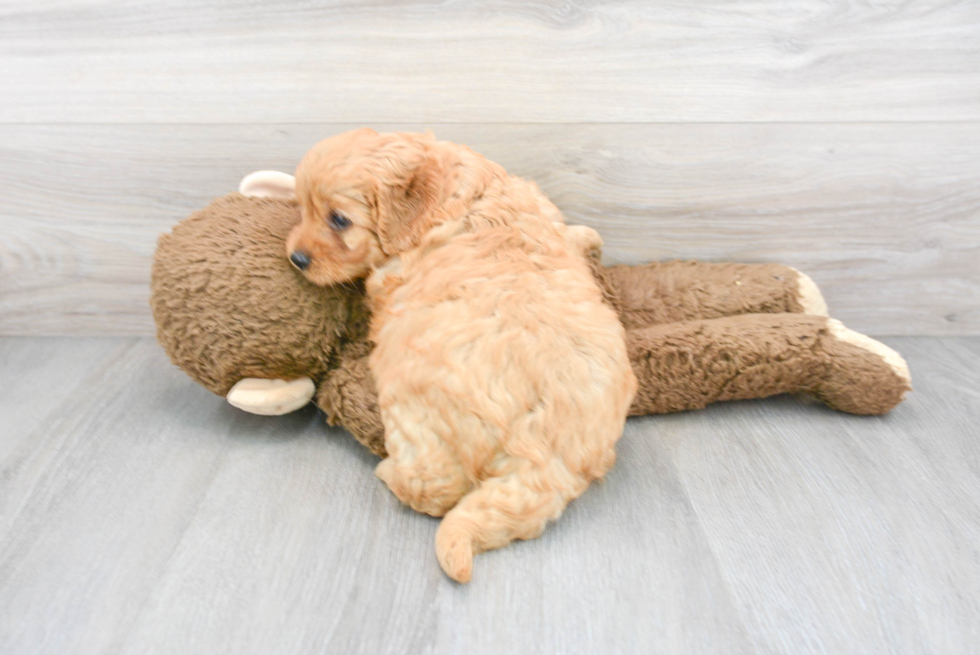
[1,336,977,654]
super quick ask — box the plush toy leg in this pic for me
[627,313,910,416]
[316,343,388,458]
[600,261,827,329]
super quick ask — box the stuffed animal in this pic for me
[150,172,911,458]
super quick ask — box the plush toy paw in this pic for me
[790,268,829,317]
[226,377,316,415]
[813,319,911,415]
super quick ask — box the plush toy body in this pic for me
[151,174,911,459]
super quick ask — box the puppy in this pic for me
[288,129,637,582]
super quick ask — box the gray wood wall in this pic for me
[1,1,978,336]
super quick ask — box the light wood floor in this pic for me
[1,336,977,654]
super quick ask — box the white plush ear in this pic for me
[226,377,315,415]
[238,171,296,198]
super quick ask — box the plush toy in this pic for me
[150,172,911,458]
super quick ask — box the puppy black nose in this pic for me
[290,251,311,271]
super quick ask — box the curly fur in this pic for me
[289,130,637,582]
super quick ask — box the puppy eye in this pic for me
[328,211,352,230]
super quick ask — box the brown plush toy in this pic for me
[151,172,911,458]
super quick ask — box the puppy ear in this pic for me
[375,144,449,254]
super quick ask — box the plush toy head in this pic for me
[151,192,370,399]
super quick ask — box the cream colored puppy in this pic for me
[288,129,637,582]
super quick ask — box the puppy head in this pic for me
[287,128,467,286]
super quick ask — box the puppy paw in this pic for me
[375,457,468,517]
[790,267,829,316]
[227,377,315,415]
[555,223,603,255]
[436,520,474,583]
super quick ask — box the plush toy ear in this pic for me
[227,377,315,415]
[375,150,448,255]
[238,171,296,198]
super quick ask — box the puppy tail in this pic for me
[434,465,585,583]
